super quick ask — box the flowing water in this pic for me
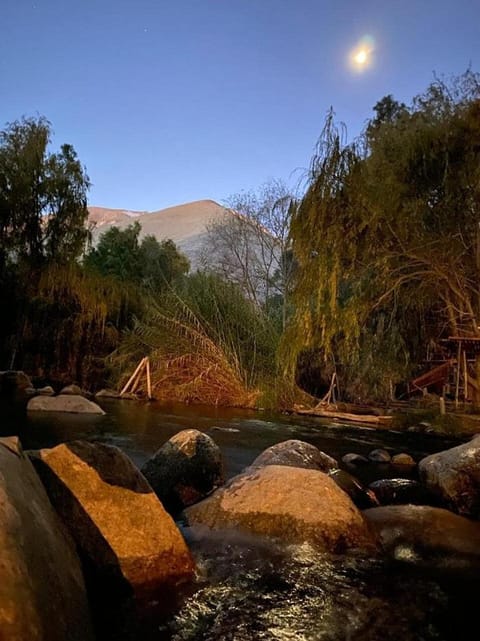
[1,399,477,640]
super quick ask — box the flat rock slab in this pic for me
[29,441,195,597]
[27,394,105,414]
[185,465,377,554]
[0,437,94,641]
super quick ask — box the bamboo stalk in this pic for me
[455,342,462,408]
[146,357,152,400]
[463,349,468,401]
[120,357,146,395]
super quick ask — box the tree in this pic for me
[85,222,190,290]
[202,179,296,328]
[0,116,90,270]
[285,71,480,401]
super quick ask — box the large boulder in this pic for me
[248,439,337,472]
[364,505,480,571]
[184,465,377,554]
[0,437,94,641]
[29,441,195,598]
[418,436,480,518]
[27,394,105,415]
[141,429,225,514]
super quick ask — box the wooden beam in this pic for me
[120,357,146,396]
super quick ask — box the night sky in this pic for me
[1,0,479,211]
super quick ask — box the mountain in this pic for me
[88,199,230,269]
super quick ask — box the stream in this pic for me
[1,399,477,640]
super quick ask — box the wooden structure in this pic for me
[408,336,480,406]
[120,357,153,400]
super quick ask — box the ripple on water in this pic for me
[166,526,464,641]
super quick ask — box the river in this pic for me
[1,398,477,640]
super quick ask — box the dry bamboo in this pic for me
[146,357,152,400]
[463,350,468,401]
[455,342,462,407]
[120,357,147,395]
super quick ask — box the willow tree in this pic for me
[285,72,480,401]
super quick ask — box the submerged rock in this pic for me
[369,479,433,506]
[329,469,379,509]
[249,439,337,472]
[342,453,369,467]
[27,394,105,414]
[185,465,377,554]
[368,449,391,463]
[95,388,121,399]
[364,505,480,571]
[418,436,480,518]
[142,429,225,514]
[29,441,195,598]
[0,437,94,641]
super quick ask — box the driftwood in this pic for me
[293,404,393,426]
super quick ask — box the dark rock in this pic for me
[0,370,33,397]
[368,448,391,463]
[0,437,94,641]
[369,479,433,506]
[141,429,224,514]
[329,469,379,509]
[185,465,378,553]
[29,441,195,598]
[27,394,105,414]
[249,439,337,472]
[418,436,480,518]
[342,452,369,467]
[364,505,480,572]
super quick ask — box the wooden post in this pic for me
[146,357,152,400]
[463,349,468,401]
[439,396,446,415]
[120,357,146,396]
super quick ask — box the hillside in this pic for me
[88,199,230,269]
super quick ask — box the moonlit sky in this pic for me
[1,0,479,211]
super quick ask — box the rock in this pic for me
[329,469,379,509]
[249,439,337,472]
[141,429,225,513]
[95,388,121,399]
[184,465,377,554]
[418,436,480,518]
[364,505,480,571]
[27,394,105,414]
[368,448,391,463]
[0,437,94,641]
[29,441,195,598]
[391,453,416,467]
[59,384,83,396]
[36,385,55,396]
[0,370,33,397]
[368,479,434,506]
[342,452,369,467]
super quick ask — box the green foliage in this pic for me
[85,222,190,290]
[285,71,480,402]
[0,116,90,269]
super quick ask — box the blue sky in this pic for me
[1,1,479,211]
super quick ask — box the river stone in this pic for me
[368,448,391,463]
[0,437,94,641]
[364,505,480,571]
[391,453,416,467]
[342,452,369,467]
[328,469,379,509]
[418,436,480,518]
[184,465,377,553]
[95,388,121,399]
[29,441,195,597]
[249,439,337,472]
[27,394,105,414]
[141,429,225,514]
[368,479,433,506]
[36,385,55,396]
[59,384,83,396]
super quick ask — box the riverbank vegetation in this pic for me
[1,71,480,408]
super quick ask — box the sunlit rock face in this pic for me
[142,429,225,515]
[248,439,338,472]
[184,465,377,554]
[364,505,480,572]
[419,436,480,518]
[28,441,195,598]
[0,437,94,641]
